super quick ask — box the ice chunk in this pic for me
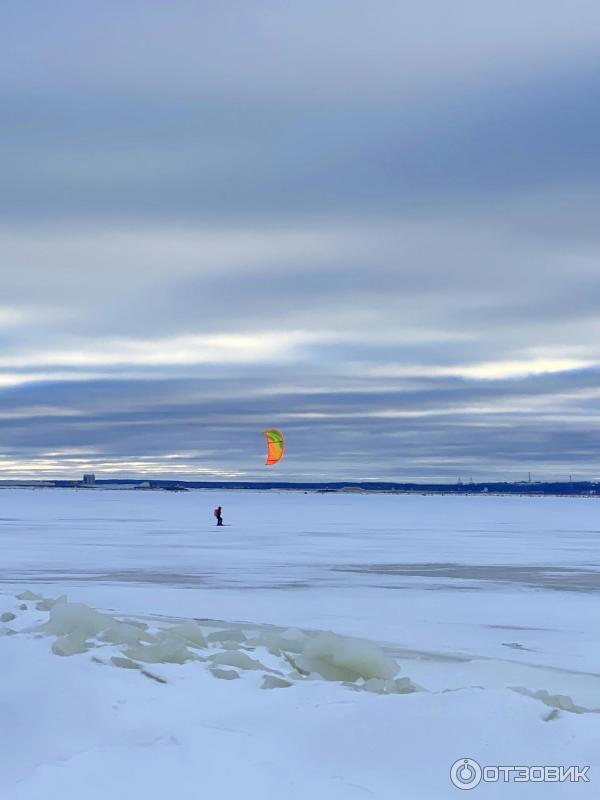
[281,652,311,677]
[99,622,156,646]
[124,619,150,630]
[206,628,246,644]
[141,669,167,684]
[0,627,16,636]
[160,622,207,649]
[286,670,306,681]
[209,651,269,671]
[278,628,308,652]
[248,627,308,654]
[262,675,292,689]
[544,709,560,722]
[36,596,66,612]
[52,631,89,656]
[295,654,357,682]
[111,656,141,670]
[394,676,423,693]
[16,591,42,601]
[298,632,399,682]
[511,687,588,714]
[124,639,194,665]
[210,667,240,681]
[362,676,421,695]
[39,600,114,638]
[0,612,16,623]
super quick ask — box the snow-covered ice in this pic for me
[0,488,599,798]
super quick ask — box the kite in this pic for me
[263,428,285,465]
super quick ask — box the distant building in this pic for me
[82,474,96,486]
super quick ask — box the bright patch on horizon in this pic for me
[0,330,338,371]
[370,358,595,381]
[446,358,594,380]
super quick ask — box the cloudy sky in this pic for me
[2,1,600,481]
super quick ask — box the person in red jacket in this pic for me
[214,506,223,526]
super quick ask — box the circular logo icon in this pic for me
[450,758,482,790]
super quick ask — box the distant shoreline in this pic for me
[0,479,598,498]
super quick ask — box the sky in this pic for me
[2,1,600,481]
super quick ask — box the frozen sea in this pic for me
[0,488,598,798]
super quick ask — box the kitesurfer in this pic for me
[214,506,223,526]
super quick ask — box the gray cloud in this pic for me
[1,2,600,480]
[1,367,600,480]
[2,62,600,222]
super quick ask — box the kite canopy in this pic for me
[263,428,285,465]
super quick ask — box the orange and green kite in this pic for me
[263,428,285,465]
